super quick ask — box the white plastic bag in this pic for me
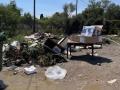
[45,66,67,80]
[24,66,37,75]
[11,41,20,49]
[2,44,9,52]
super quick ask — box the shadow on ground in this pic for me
[0,80,7,90]
[70,55,112,65]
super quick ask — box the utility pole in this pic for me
[33,0,36,33]
[76,0,78,16]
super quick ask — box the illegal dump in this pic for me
[1,25,120,90]
[1,0,120,89]
[1,26,103,68]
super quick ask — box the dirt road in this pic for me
[0,43,120,90]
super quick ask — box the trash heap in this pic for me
[2,41,35,66]
[2,32,66,67]
[24,32,58,45]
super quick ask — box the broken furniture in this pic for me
[66,25,103,58]
[67,41,101,58]
[43,38,67,62]
[44,38,65,54]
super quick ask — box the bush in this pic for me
[38,53,56,66]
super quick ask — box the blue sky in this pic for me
[0,0,120,18]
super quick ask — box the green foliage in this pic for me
[40,14,44,20]
[63,3,76,17]
[8,34,24,42]
[20,13,33,28]
[39,53,56,66]
[0,1,21,37]
[0,32,6,42]
[38,12,65,35]
[78,0,120,35]
[0,0,120,37]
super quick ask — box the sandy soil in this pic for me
[0,43,120,90]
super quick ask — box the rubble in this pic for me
[24,32,55,43]
[1,32,67,69]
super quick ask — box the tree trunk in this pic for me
[0,42,3,71]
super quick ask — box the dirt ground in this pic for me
[0,43,120,90]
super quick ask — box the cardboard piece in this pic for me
[80,36,102,43]
[80,26,103,43]
[81,26,95,36]
[68,34,80,43]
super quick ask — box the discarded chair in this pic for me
[43,38,67,62]
[44,38,65,54]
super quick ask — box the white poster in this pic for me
[81,26,95,37]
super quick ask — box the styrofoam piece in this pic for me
[24,66,37,75]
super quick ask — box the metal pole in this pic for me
[76,0,78,16]
[33,0,36,33]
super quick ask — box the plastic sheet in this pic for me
[45,66,67,80]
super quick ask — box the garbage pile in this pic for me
[2,32,66,67]
[24,32,58,44]
[2,33,67,78]
[2,41,31,66]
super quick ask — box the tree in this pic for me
[81,0,103,25]
[0,1,21,36]
[63,3,76,18]
[0,4,6,32]
[88,0,101,8]
[101,0,111,10]
[63,3,76,35]
[21,13,33,28]
[106,3,120,20]
[105,3,120,34]
[101,0,111,26]
[40,14,44,19]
